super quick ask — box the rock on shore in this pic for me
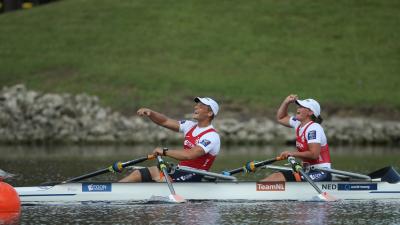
[1,84,399,145]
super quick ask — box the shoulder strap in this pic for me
[194,128,217,138]
[301,122,314,139]
[186,125,197,135]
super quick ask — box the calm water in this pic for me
[1,145,400,225]
[19,200,400,225]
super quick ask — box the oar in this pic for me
[156,156,186,203]
[44,155,155,185]
[0,169,16,181]
[310,166,371,181]
[287,156,336,201]
[222,156,284,176]
[176,165,237,181]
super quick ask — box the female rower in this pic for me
[261,94,332,182]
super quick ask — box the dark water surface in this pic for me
[20,200,400,225]
[1,145,400,225]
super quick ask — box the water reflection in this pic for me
[21,202,222,225]
[19,200,400,225]
[0,212,20,225]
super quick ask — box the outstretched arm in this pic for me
[137,108,180,132]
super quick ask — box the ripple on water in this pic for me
[19,200,400,225]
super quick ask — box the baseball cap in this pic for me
[295,99,321,117]
[194,97,219,116]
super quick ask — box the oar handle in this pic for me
[224,156,283,176]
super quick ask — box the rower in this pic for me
[261,95,332,182]
[119,97,221,183]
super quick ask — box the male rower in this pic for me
[119,97,220,182]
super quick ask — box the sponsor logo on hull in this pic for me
[82,183,112,192]
[338,183,377,191]
[256,182,285,191]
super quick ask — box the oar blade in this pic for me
[311,192,337,202]
[147,194,186,204]
[320,192,337,201]
[168,194,186,203]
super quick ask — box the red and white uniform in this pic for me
[289,117,331,168]
[178,120,220,171]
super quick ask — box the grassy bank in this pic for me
[0,0,399,117]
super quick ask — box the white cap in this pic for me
[295,99,321,117]
[194,97,219,116]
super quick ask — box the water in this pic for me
[19,201,400,225]
[1,145,400,225]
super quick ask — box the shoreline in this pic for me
[1,84,400,146]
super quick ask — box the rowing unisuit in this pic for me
[178,120,220,171]
[290,117,331,168]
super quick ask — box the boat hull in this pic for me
[15,181,400,203]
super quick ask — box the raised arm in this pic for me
[276,94,298,127]
[137,108,180,132]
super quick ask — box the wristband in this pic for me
[162,148,168,156]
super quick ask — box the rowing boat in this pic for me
[15,179,400,203]
[14,156,400,203]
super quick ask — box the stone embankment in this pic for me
[1,84,399,145]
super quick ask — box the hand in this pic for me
[284,94,298,104]
[152,147,163,156]
[279,151,294,159]
[137,108,152,117]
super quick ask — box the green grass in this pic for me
[0,0,399,116]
